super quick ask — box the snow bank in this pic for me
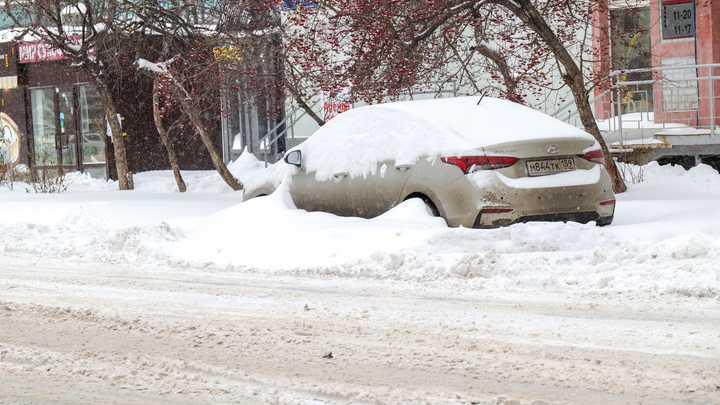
[1,158,719,300]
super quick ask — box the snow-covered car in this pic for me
[244,96,616,228]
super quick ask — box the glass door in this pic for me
[30,88,57,166]
[31,85,107,179]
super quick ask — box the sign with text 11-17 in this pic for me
[662,0,695,40]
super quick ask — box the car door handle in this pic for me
[395,164,412,171]
[333,172,348,179]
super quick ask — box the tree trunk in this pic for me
[492,0,627,193]
[179,98,243,191]
[145,58,243,192]
[91,77,132,190]
[568,81,627,193]
[153,79,187,192]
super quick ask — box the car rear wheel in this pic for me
[404,194,440,217]
[596,215,613,226]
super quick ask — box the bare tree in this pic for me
[152,77,186,192]
[125,0,240,192]
[5,0,135,189]
[133,0,287,192]
[6,0,250,192]
[133,0,281,191]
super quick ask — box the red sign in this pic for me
[18,41,64,63]
[18,36,91,63]
[323,101,352,121]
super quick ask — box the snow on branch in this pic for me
[137,57,190,99]
[137,58,169,74]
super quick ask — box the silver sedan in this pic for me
[244,97,615,228]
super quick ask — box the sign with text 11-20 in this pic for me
[662,0,695,40]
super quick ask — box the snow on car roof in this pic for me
[386,96,591,143]
[300,96,594,181]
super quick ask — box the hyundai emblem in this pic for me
[546,144,560,154]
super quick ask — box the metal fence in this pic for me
[552,63,720,148]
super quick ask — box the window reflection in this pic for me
[58,89,77,166]
[31,88,56,165]
[30,85,107,179]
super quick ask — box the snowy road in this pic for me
[2,255,718,405]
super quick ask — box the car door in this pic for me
[289,168,354,217]
[350,160,414,219]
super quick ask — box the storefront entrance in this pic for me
[30,84,107,179]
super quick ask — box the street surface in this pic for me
[2,254,718,404]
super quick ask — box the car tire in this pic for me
[596,215,613,226]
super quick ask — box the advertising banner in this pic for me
[18,36,92,63]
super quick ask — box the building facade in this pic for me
[593,0,719,132]
[0,22,287,181]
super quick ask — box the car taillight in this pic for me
[581,149,605,165]
[441,156,518,174]
[600,199,615,206]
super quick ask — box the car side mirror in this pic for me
[284,150,302,167]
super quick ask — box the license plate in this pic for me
[525,158,576,176]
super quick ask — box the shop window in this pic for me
[31,88,57,165]
[79,85,106,167]
[30,85,107,179]
[610,5,653,113]
[58,89,77,166]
